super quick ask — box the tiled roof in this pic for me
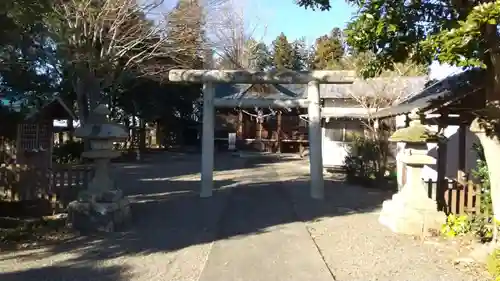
[214,76,428,100]
[372,68,484,118]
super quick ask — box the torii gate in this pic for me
[168,69,356,199]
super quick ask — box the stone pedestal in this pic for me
[379,145,446,236]
[68,190,131,232]
[379,113,446,236]
[67,104,131,233]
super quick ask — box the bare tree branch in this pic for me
[207,0,269,70]
[343,75,416,179]
[349,76,411,133]
[49,0,228,121]
[54,0,209,72]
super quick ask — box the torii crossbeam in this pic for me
[168,69,356,199]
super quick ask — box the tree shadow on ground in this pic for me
[115,151,304,180]
[0,154,393,281]
[0,264,131,281]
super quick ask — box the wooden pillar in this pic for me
[298,110,304,155]
[276,110,282,153]
[237,109,243,150]
[68,118,74,141]
[201,82,215,198]
[299,136,305,156]
[257,121,262,140]
[237,109,243,140]
[435,112,448,210]
[436,139,448,210]
[457,122,467,180]
[404,113,411,127]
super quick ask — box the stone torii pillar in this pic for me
[201,82,215,197]
[307,80,323,199]
[168,69,356,199]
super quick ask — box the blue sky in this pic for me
[242,0,460,79]
[244,0,356,45]
[149,0,461,78]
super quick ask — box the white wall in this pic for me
[322,100,376,119]
[320,101,370,167]
[322,119,364,168]
[422,126,479,180]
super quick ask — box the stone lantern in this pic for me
[378,111,446,236]
[67,104,131,232]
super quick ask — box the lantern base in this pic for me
[67,190,131,233]
[378,184,446,236]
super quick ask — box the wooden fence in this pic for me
[424,179,484,216]
[0,164,93,212]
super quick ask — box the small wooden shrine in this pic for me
[16,96,76,169]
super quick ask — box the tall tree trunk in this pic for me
[472,127,500,219]
[75,68,103,153]
[75,77,93,152]
[75,68,101,124]
[473,24,500,222]
[75,77,89,125]
[88,74,101,111]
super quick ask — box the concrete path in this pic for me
[0,152,489,281]
[198,181,332,281]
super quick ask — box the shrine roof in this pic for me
[214,84,306,100]
[214,76,427,100]
[24,96,77,121]
[372,68,485,119]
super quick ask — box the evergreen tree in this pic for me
[271,33,295,70]
[304,45,316,70]
[291,37,308,70]
[252,41,272,70]
[166,0,205,68]
[0,0,56,103]
[312,28,344,70]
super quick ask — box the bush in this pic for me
[470,142,498,242]
[440,213,498,242]
[487,249,500,280]
[344,134,391,186]
[441,214,471,238]
[437,143,498,242]
[471,216,496,242]
[52,140,84,164]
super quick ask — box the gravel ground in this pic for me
[0,153,249,281]
[0,153,490,281]
[275,160,490,281]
